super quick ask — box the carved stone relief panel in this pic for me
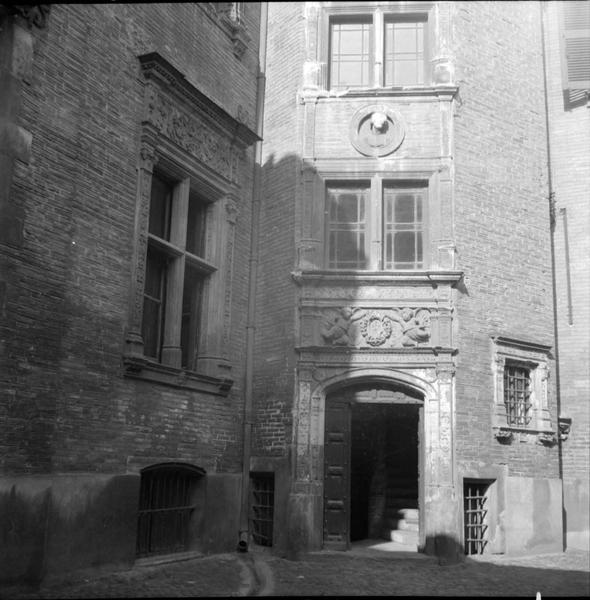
[144,83,241,184]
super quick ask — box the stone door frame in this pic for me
[292,363,461,556]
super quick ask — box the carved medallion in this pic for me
[360,312,393,346]
[349,105,405,158]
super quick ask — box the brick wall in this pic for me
[253,2,305,456]
[543,1,590,546]
[452,1,559,478]
[1,3,260,476]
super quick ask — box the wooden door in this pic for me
[323,395,351,549]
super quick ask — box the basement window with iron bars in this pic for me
[463,479,491,555]
[250,472,275,547]
[136,463,205,557]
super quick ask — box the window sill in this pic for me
[300,85,459,102]
[123,355,233,396]
[493,426,557,446]
[291,269,463,286]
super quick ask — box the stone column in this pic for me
[195,195,238,378]
[424,364,463,563]
[124,141,157,358]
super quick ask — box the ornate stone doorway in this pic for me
[323,384,423,550]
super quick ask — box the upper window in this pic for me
[326,180,426,270]
[559,0,590,108]
[142,173,215,370]
[329,13,427,90]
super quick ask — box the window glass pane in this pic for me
[394,231,417,265]
[330,20,372,89]
[180,265,204,369]
[142,247,167,359]
[327,185,368,268]
[149,175,172,240]
[384,20,425,86]
[186,196,207,256]
[383,185,425,269]
[395,194,416,222]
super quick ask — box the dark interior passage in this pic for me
[350,401,419,542]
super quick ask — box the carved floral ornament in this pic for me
[349,105,406,158]
[319,306,431,349]
[144,84,240,184]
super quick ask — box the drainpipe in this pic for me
[238,1,268,553]
[539,2,565,549]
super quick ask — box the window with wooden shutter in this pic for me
[560,1,590,108]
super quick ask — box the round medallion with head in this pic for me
[349,105,406,157]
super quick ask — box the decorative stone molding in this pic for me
[200,3,251,59]
[493,428,514,444]
[318,306,431,349]
[491,336,554,435]
[123,355,233,396]
[1,5,51,29]
[349,104,406,158]
[558,417,572,441]
[138,53,259,183]
[537,432,557,446]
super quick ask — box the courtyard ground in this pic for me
[1,544,588,598]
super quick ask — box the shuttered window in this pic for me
[560,1,590,107]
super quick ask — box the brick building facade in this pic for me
[0,1,588,585]
[0,2,262,584]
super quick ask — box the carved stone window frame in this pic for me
[123,53,258,395]
[491,336,554,443]
[299,163,440,272]
[304,2,456,94]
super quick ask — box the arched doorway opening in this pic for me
[323,382,423,550]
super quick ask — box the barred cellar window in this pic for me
[249,473,275,547]
[463,480,491,555]
[136,463,205,557]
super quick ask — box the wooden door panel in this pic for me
[323,399,350,549]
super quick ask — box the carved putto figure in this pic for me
[320,307,363,346]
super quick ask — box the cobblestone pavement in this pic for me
[1,548,588,598]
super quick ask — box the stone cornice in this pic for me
[300,86,459,104]
[492,336,553,356]
[291,269,464,286]
[138,52,259,148]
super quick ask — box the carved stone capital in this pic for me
[139,143,158,170]
[558,417,572,441]
[224,196,239,224]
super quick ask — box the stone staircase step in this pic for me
[385,508,419,521]
[391,529,419,546]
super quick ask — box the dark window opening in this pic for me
[250,472,274,547]
[463,480,490,555]
[136,463,204,557]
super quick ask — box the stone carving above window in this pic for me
[318,306,431,349]
[138,53,258,185]
[349,105,405,158]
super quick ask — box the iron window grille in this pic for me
[250,473,274,547]
[503,364,532,427]
[136,463,204,557]
[463,480,490,555]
